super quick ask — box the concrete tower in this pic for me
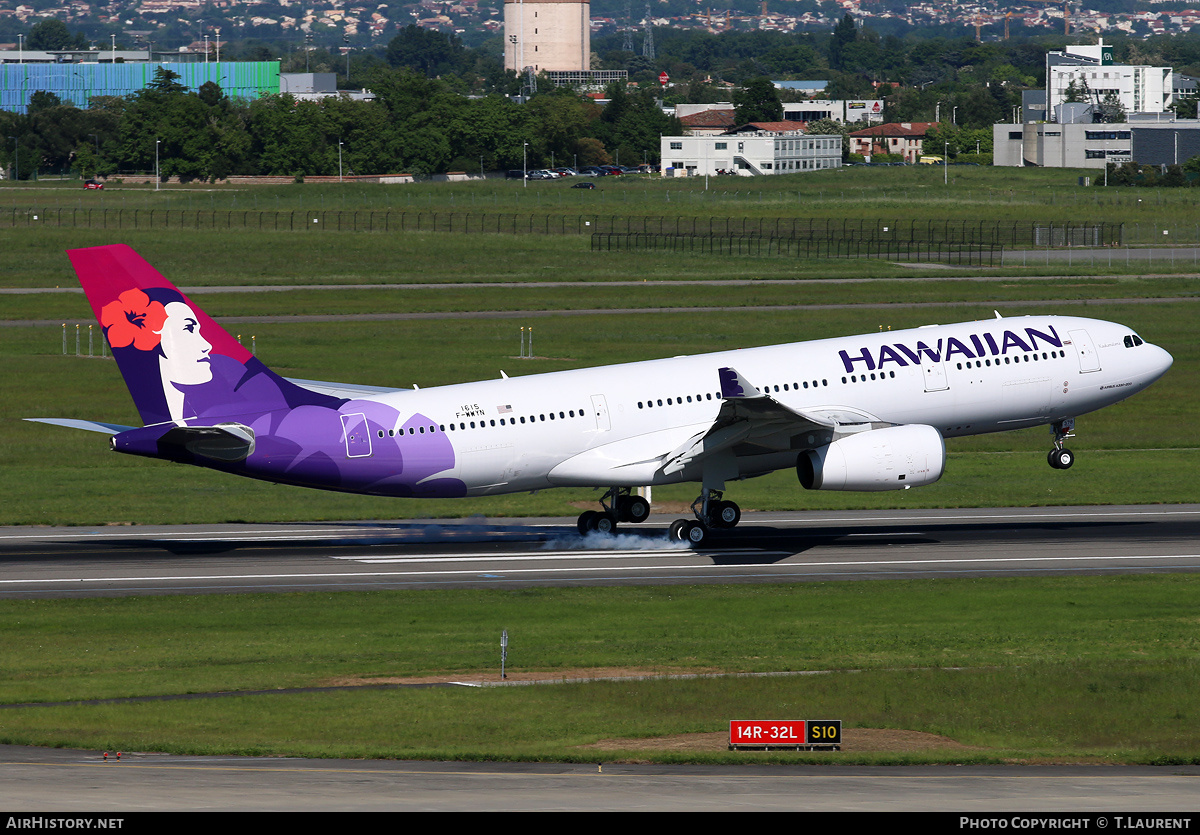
[504,0,590,73]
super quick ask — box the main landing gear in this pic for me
[1047,418,1076,470]
[667,489,741,547]
[577,487,651,534]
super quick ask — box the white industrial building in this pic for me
[993,120,1200,169]
[1046,41,1173,119]
[993,40,1190,169]
[661,125,842,177]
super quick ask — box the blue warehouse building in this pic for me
[0,61,280,113]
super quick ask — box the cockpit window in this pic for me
[1124,334,1144,348]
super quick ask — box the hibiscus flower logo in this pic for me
[100,289,168,351]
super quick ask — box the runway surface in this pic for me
[2,744,1199,812]
[2,505,1198,598]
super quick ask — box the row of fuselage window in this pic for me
[377,408,589,438]
[373,351,1071,441]
[636,378,833,410]
[954,349,1066,370]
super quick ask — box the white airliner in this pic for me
[31,245,1174,545]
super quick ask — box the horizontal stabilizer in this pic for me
[25,418,134,435]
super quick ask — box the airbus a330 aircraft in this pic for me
[30,245,1173,545]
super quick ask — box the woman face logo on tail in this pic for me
[157,301,213,387]
[101,288,215,423]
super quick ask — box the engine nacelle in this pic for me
[797,424,945,492]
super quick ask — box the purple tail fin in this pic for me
[69,245,341,426]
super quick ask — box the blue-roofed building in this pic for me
[0,59,280,113]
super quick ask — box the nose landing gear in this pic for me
[1048,418,1075,470]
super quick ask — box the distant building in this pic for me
[993,121,1200,168]
[0,61,280,113]
[1046,40,1173,120]
[279,73,374,101]
[783,99,883,125]
[661,123,841,177]
[992,39,1192,168]
[504,0,589,73]
[848,122,936,163]
[675,103,736,135]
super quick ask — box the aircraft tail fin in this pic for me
[68,244,342,426]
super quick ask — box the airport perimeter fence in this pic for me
[591,233,1004,267]
[0,206,1122,248]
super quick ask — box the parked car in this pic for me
[84,179,104,190]
[506,169,526,179]
[571,181,595,189]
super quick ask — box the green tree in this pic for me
[1099,91,1126,124]
[593,83,680,165]
[27,19,86,51]
[27,91,62,114]
[733,77,783,124]
[829,13,858,72]
[386,25,465,77]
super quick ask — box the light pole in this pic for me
[944,141,948,185]
[7,136,16,183]
[338,140,343,182]
[523,141,528,188]
[155,138,160,190]
[952,106,958,126]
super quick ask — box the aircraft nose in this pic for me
[1150,344,1173,380]
[1152,343,1171,376]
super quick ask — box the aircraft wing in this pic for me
[283,377,405,399]
[658,367,842,476]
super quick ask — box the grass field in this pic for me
[1,168,1197,764]
[1,577,1198,764]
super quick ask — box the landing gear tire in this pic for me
[577,511,598,535]
[618,495,650,524]
[713,500,741,529]
[668,519,688,541]
[1048,448,1074,470]
[668,519,706,545]
[671,519,707,545]
[578,510,616,535]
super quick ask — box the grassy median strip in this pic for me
[0,577,1197,763]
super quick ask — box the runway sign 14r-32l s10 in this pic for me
[729,720,842,749]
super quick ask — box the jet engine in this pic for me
[797,424,945,491]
